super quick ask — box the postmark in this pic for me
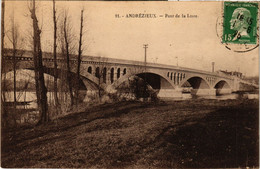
[223,2,258,44]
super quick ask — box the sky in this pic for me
[3,1,259,76]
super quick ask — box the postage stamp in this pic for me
[223,2,258,44]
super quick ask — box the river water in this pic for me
[177,93,259,100]
[3,91,259,106]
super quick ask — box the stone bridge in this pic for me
[2,50,258,97]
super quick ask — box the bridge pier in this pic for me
[191,89,216,96]
[120,71,124,79]
[216,88,232,95]
[105,72,110,84]
[114,71,119,81]
[157,89,183,98]
[107,72,113,84]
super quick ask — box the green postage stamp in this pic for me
[223,2,258,44]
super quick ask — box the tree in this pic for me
[1,0,5,61]
[76,9,84,106]
[29,0,48,124]
[52,0,59,106]
[1,0,7,127]
[6,12,19,112]
[57,17,69,111]
[63,10,74,106]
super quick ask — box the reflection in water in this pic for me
[5,91,259,103]
[162,93,259,101]
[4,91,259,104]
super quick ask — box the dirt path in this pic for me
[1,99,259,168]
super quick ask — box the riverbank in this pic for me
[1,98,259,168]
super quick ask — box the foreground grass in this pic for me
[1,99,259,168]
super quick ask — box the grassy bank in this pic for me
[1,99,259,168]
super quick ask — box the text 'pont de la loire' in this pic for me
[115,13,198,18]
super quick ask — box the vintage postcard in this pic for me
[1,1,259,168]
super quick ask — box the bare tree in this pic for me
[1,0,7,126]
[75,9,84,105]
[63,10,74,106]
[6,12,19,112]
[57,20,68,111]
[1,0,5,61]
[29,0,48,124]
[52,0,59,106]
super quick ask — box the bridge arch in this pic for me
[214,80,232,95]
[180,76,210,89]
[3,68,87,90]
[4,64,105,91]
[213,79,231,89]
[135,73,166,90]
[112,70,175,91]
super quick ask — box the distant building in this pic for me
[217,70,243,78]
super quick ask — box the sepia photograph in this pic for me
[1,1,259,168]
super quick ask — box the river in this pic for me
[3,90,259,105]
